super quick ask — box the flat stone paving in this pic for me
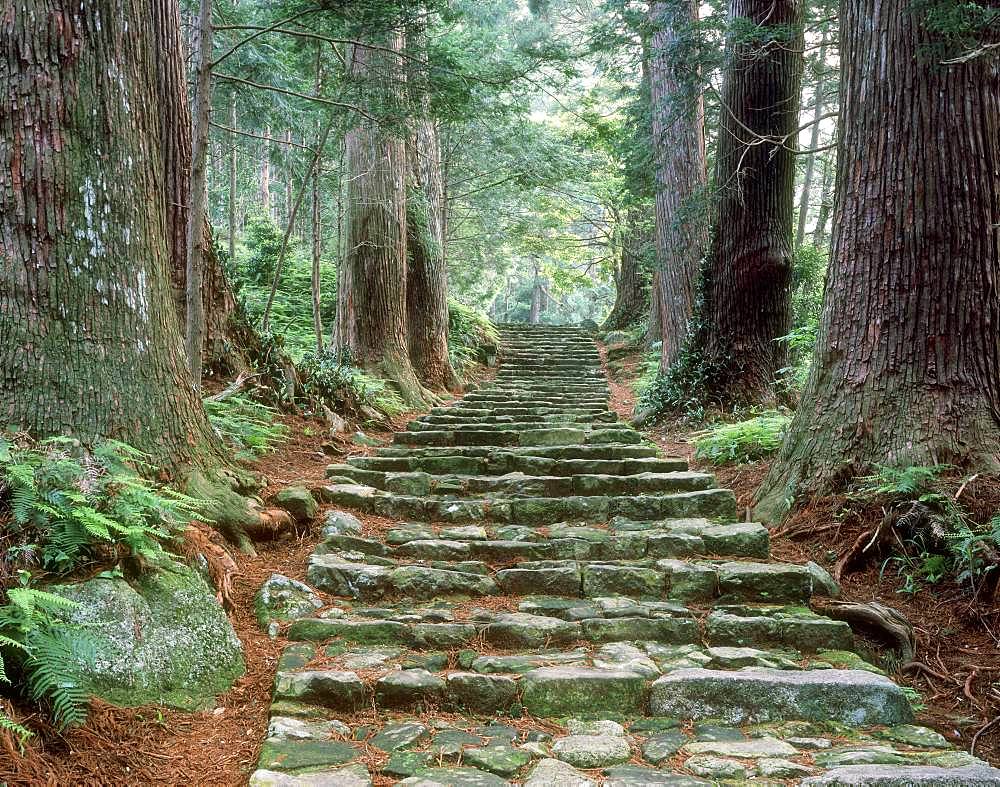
[251,325,1000,785]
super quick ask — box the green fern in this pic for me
[0,711,34,751]
[0,582,94,730]
[853,464,952,499]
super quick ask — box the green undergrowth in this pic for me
[850,464,1000,600]
[692,411,792,464]
[449,301,500,376]
[300,348,408,419]
[0,436,205,737]
[204,395,289,460]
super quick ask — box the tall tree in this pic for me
[1,0,224,472]
[685,0,804,405]
[755,0,1000,521]
[648,0,709,370]
[339,37,430,407]
[405,20,460,392]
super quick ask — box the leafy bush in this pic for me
[692,412,791,464]
[634,341,714,421]
[204,395,289,460]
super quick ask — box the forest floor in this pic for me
[3,349,1000,785]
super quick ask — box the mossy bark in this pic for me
[0,0,227,474]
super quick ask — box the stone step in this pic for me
[418,411,620,425]
[305,549,819,604]
[271,637,907,727]
[404,420,616,434]
[318,484,737,524]
[253,705,994,787]
[372,444,660,459]
[325,465,715,498]
[392,427,641,448]
[321,519,768,560]
[348,454,687,476]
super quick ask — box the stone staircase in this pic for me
[251,325,1000,786]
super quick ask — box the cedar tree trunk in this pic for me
[689,0,804,405]
[341,38,429,407]
[649,0,709,371]
[755,0,1000,521]
[1,0,224,472]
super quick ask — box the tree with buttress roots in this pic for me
[754,0,1000,521]
[1,0,263,547]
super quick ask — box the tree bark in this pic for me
[795,36,829,248]
[185,0,213,387]
[407,117,461,391]
[603,209,651,332]
[755,0,1000,521]
[689,0,804,405]
[340,38,429,407]
[529,262,544,324]
[311,47,324,355]
[1,0,224,472]
[649,0,709,371]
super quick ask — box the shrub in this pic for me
[300,348,407,418]
[448,301,499,375]
[692,411,791,464]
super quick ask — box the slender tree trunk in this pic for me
[185,0,213,386]
[529,262,544,324]
[1,0,224,472]
[755,0,1000,522]
[688,0,804,405]
[603,209,651,332]
[284,129,293,229]
[649,0,709,371]
[795,36,829,248]
[261,125,272,217]
[228,92,237,262]
[341,38,429,407]
[333,140,355,352]
[407,118,461,391]
[311,46,324,354]
[812,155,833,246]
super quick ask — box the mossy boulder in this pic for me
[255,573,323,632]
[51,560,244,710]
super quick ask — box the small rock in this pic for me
[371,721,429,751]
[552,734,631,768]
[463,745,532,777]
[374,669,445,707]
[255,574,323,632]
[322,510,363,537]
[879,724,950,749]
[523,757,596,787]
[684,754,748,780]
[757,758,815,778]
[806,560,841,597]
[249,765,371,786]
[274,486,318,522]
[566,719,625,737]
[684,735,797,758]
[642,730,688,764]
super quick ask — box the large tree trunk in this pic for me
[649,0,709,371]
[755,0,1000,522]
[529,263,544,324]
[407,118,461,391]
[340,38,429,407]
[603,210,651,332]
[1,0,224,473]
[688,0,804,405]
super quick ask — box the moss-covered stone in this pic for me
[274,485,319,522]
[51,559,244,710]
